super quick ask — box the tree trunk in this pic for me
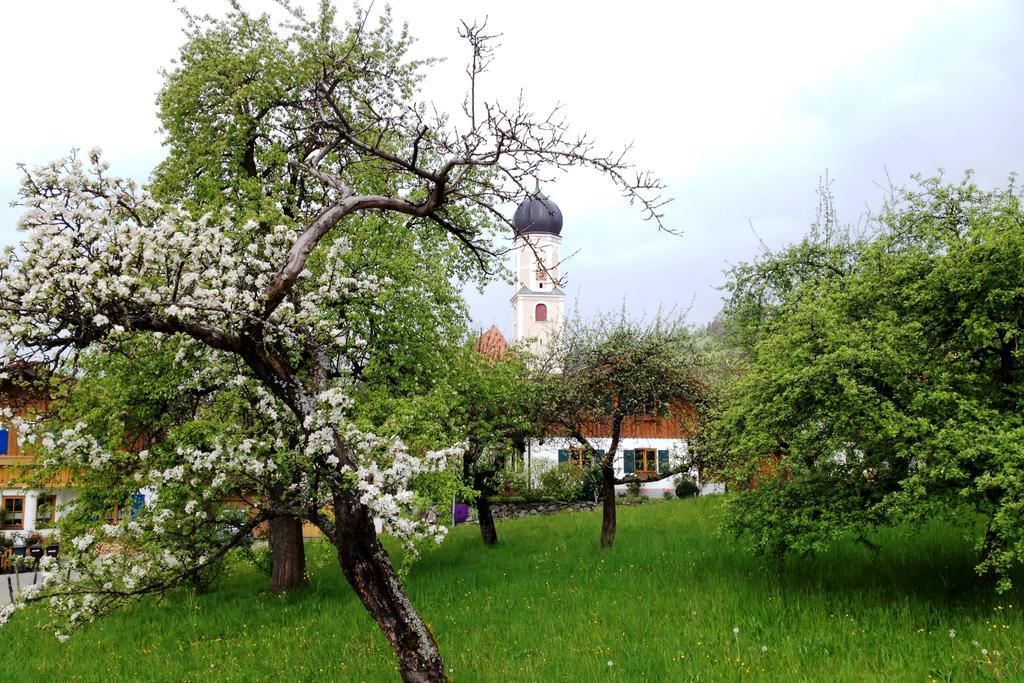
[600,464,617,548]
[332,491,446,683]
[476,494,498,545]
[268,515,307,594]
[471,469,498,546]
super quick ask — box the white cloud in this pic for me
[1,0,1019,331]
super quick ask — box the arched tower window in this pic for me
[535,303,548,322]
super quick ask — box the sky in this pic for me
[1,0,1021,336]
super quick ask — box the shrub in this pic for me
[675,477,700,499]
[627,480,642,497]
[579,465,603,501]
[502,460,550,501]
[663,490,674,500]
[522,486,547,502]
[498,462,531,497]
[539,463,584,501]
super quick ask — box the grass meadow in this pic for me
[1,496,1021,681]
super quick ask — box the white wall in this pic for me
[523,437,718,497]
[515,233,561,292]
[511,233,565,357]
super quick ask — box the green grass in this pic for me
[2,496,1022,681]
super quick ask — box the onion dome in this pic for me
[513,192,563,236]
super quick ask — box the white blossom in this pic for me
[0,150,465,639]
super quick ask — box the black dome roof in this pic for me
[513,192,563,236]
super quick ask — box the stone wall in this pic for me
[488,500,597,520]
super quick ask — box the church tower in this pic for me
[510,191,566,355]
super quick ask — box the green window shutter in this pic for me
[658,450,670,473]
[623,450,635,474]
[558,449,569,464]
[130,493,145,518]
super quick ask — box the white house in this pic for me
[0,368,152,545]
[500,191,719,497]
[0,371,78,542]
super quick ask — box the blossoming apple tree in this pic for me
[0,3,667,681]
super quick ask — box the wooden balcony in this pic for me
[0,462,72,489]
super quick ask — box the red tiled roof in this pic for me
[474,325,510,361]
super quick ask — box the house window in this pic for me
[2,496,25,530]
[634,448,658,475]
[106,494,145,524]
[106,504,124,525]
[559,448,603,467]
[535,303,547,321]
[0,427,9,455]
[36,495,57,528]
[568,448,589,467]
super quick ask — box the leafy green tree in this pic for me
[358,338,536,546]
[715,174,1024,591]
[720,177,861,353]
[535,311,707,548]
[441,342,535,545]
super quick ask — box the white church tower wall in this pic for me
[509,192,566,357]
